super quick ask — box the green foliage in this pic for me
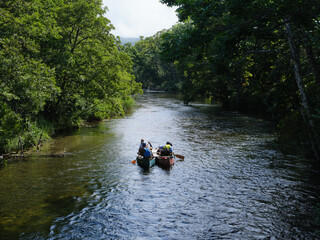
[0,0,142,154]
[122,32,181,91]
[158,0,320,157]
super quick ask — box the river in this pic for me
[0,93,319,239]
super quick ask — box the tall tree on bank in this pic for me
[160,0,320,160]
[41,0,141,126]
[0,0,141,154]
[0,0,60,152]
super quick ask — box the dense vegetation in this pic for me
[126,0,320,160]
[0,0,142,154]
[122,34,181,91]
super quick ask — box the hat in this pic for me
[166,141,172,146]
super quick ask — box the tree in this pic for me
[123,32,181,91]
[0,0,142,154]
[159,0,320,159]
[0,0,60,152]
[41,0,141,127]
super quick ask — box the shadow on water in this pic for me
[0,92,320,239]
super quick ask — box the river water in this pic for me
[0,93,320,239]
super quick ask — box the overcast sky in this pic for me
[102,0,178,38]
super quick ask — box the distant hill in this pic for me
[120,37,140,45]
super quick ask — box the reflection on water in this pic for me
[0,93,320,239]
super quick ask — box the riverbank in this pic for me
[0,96,139,167]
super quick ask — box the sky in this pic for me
[102,0,178,38]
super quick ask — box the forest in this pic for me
[1,1,320,238]
[0,0,142,154]
[1,0,320,161]
[124,0,320,161]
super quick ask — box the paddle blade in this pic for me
[131,160,136,164]
[175,154,184,160]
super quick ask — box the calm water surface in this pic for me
[0,93,320,239]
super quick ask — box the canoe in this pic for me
[136,155,155,169]
[155,155,174,169]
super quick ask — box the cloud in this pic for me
[103,0,178,38]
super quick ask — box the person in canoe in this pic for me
[138,139,153,154]
[140,142,153,159]
[138,139,145,155]
[158,142,173,156]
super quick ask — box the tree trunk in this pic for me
[284,21,320,161]
[303,31,320,86]
[235,68,241,110]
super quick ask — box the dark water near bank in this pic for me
[1,93,320,239]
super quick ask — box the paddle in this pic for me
[131,159,136,164]
[174,154,185,160]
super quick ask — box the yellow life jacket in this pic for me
[164,144,171,151]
